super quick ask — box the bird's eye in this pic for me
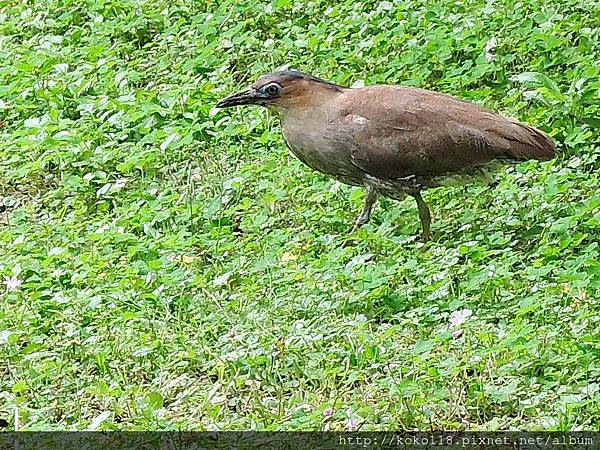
[263,83,281,96]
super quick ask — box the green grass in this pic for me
[1,0,599,431]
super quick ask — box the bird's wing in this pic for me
[342,87,555,179]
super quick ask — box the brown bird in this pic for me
[217,71,555,240]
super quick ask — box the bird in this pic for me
[216,70,555,240]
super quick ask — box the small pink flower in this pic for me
[3,275,22,292]
[323,407,333,417]
[345,418,359,431]
[449,309,472,327]
[452,329,463,339]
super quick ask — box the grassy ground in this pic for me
[1,0,599,431]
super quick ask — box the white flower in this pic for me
[449,309,472,327]
[114,178,127,190]
[485,37,498,52]
[485,37,498,62]
[3,275,22,292]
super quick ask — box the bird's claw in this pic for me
[349,217,367,233]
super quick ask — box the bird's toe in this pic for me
[420,232,432,242]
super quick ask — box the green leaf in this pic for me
[146,392,164,409]
[11,381,28,394]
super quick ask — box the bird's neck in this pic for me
[274,86,344,122]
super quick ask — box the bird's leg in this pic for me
[410,191,432,241]
[350,184,377,232]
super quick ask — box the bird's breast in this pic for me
[280,114,363,186]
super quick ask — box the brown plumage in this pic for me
[217,70,555,240]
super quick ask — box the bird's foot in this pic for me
[349,224,361,233]
[419,231,432,242]
[349,216,368,233]
[405,229,432,244]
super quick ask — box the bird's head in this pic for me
[216,70,344,113]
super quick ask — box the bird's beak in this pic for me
[216,89,268,108]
